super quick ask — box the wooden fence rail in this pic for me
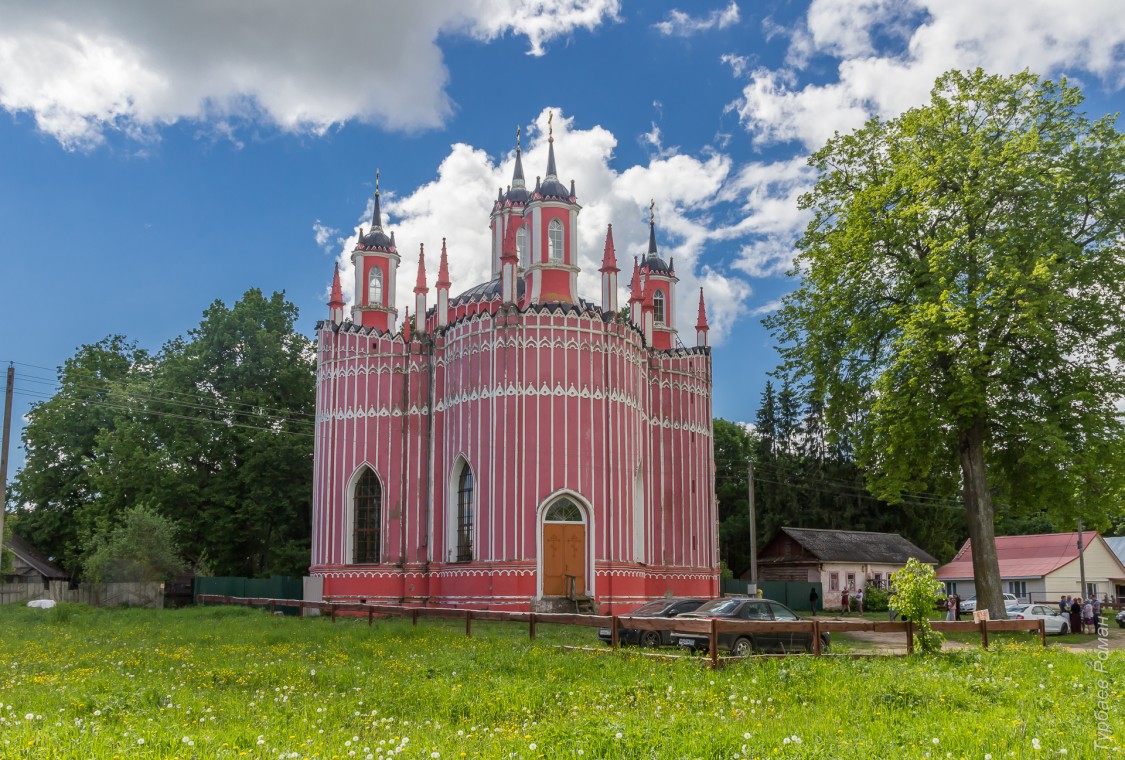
[195,595,1046,667]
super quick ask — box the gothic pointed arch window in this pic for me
[455,463,474,562]
[353,468,382,564]
[368,267,383,305]
[517,225,529,268]
[653,290,666,325]
[547,219,564,262]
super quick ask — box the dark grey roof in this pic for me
[536,176,572,201]
[358,191,395,251]
[777,527,938,565]
[643,218,672,273]
[450,277,525,305]
[3,532,69,579]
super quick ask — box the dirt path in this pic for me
[836,622,1125,655]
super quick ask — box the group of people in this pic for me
[839,588,864,614]
[944,594,963,621]
[1059,595,1102,634]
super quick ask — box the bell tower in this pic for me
[351,170,400,332]
[525,112,581,304]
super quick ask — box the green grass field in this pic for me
[0,603,1120,758]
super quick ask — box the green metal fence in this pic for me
[194,576,303,614]
[720,579,823,613]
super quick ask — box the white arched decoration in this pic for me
[446,456,476,563]
[653,290,666,325]
[547,219,564,262]
[535,490,594,599]
[344,463,383,565]
[517,225,529,268]
[368,266,384,305]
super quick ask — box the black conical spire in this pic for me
[545,111,558,179]
[642,199,672,273]
[512,125,526,189]
[371,169,384,230]
[358,169,395,251]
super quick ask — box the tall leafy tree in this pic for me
[13,336,150,572]
[768,69,1125,618]
[15,290,316,578]
[714,418,754,576]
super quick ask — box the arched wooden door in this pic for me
[542,498,586,597]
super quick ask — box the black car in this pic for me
[597,597,709,647]
[672,598,830,655]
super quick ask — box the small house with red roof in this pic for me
[936,532,1125,604]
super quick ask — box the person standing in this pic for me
[945,595,956,622]
[1070,597,1084,634]
[1059,595,1070,614]
[809,586,820,615]
[856,588,865,615]
[1083,597,1095,633]
[954,593,962,621]
[841,587,850,615]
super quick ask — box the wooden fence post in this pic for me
[980,620,989,649]
[368,607,374,626]
[812,620,821,656]
[611,616,619,650]
[905,620,914,655]
[465,610,473,637]
[269,601,276,616]
[529,613,536,640]
[330,604,337,624]
[1038,619,1046,647]
[412,608,418,626]
[709,618,719,669]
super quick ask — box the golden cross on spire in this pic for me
[548,110,553,142]
[650,198,655,224]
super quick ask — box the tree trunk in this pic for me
[959,418,1007,620]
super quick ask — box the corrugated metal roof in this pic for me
[778,527,938,564]
[3,533,69,580]
[1106,536,1125,565]
[936,531,1100,580]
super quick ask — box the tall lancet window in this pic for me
[354,468,382,564]
[456,466,474,562]
[653,290,666,325]
[548,219,564,262]
[368,267,383,305]
[517,226,529,268]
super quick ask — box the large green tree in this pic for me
[768,69,1125,618]
[14,290,316,578]
[12,336,151,571]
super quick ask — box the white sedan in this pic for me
[959,593,1019,613]
[1008,604,1071,635]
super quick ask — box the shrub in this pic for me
[863,585,890,612]
[82,504,186,583]
[889,558,945,654]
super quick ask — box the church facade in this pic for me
[310,125,719,612]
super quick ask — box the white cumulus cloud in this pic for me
[654,2,740,37]
[0,0,620,149]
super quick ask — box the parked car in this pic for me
[671,598,830,656]
[959,593,1019,613]
[597,598,708,647]
[1007,604,1071,635]
[1116,608,1125,629]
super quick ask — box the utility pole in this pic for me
[0,363,13,557]
[1077,518,1087,599]
[748,459,757,586]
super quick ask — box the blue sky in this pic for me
[1,0,1123,474]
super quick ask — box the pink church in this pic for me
[310,125,719,612]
